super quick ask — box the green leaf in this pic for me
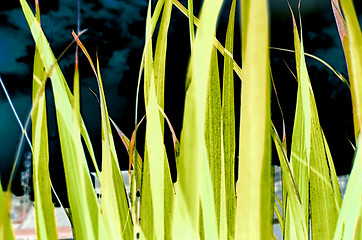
[140,2,175,239]
[172,0,243,81]
[333,134,362,239]
[221,0,237,238]
[72,31,134,239]
[271,125,308,239]
[0,185,15,240]
[333,0,362,141]
[287,8,339,239]
[96,59,133,240]
[235,0,272,239]
[31,2,58,238]
[19,1,109,238]
[172,0,223,238]
[109,117,143,192]
[205,47,222,237]
[270,47,350,88]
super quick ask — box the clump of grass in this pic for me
[0,0,361,239]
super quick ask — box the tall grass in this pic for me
[0,0,362,239]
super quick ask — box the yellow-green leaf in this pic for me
[221,0,236,238]
[333,134,362,239]
[205,48,222,237]
[31,13,58,240]
[153,0,172,134]
[19,1,109,238]
[271,125,308,239]
[172,0,223,239]
[235,0,271,239]
[0,185,15,240]
[287,8,339,239]
[333,0,362,141]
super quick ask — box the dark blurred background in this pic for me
[0,0,361,206]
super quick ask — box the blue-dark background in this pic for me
[0,0,361,206]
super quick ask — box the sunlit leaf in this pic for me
[332,0,362,141]
[19,1,109,238]
[72,31,134,239]
[333,134,362,239]
[287,6,339,239]
[205,48,222,237]
[235,0,272,239]
[221,0,237,238]
[31,1,58,238]
[172,0,223,239]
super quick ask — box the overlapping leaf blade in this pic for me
[96,59,133,240]
[72,31,134,239]
[19,0,109,238]
[272,126,308,239]
[139,1,175,239]
[286,8,339,239]
[332,2,362,238]
[31,4,58,238]
[333,134,362,239]
[172,0,223,239]
[332,0,362,140]
[153,0,172,133]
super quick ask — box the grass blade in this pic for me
[72,31,134,239]
[288,7,339,239]
[172,0,243,81]
[221,0,236,238]
[187,0,195,47]
[97,59,133,240]
[288,12,311,233]
[333,134,362,239]
[270,47,350,88]
[31,1,58,238]
[139,3,156,239]
[235,0,271,238]
[332,0,362,140]
[153,0,172,133]
[0,186,15,240]
[271,125,308,239]
[172,0,223,238]
[19,1,109,238]
[205,48,222,237]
